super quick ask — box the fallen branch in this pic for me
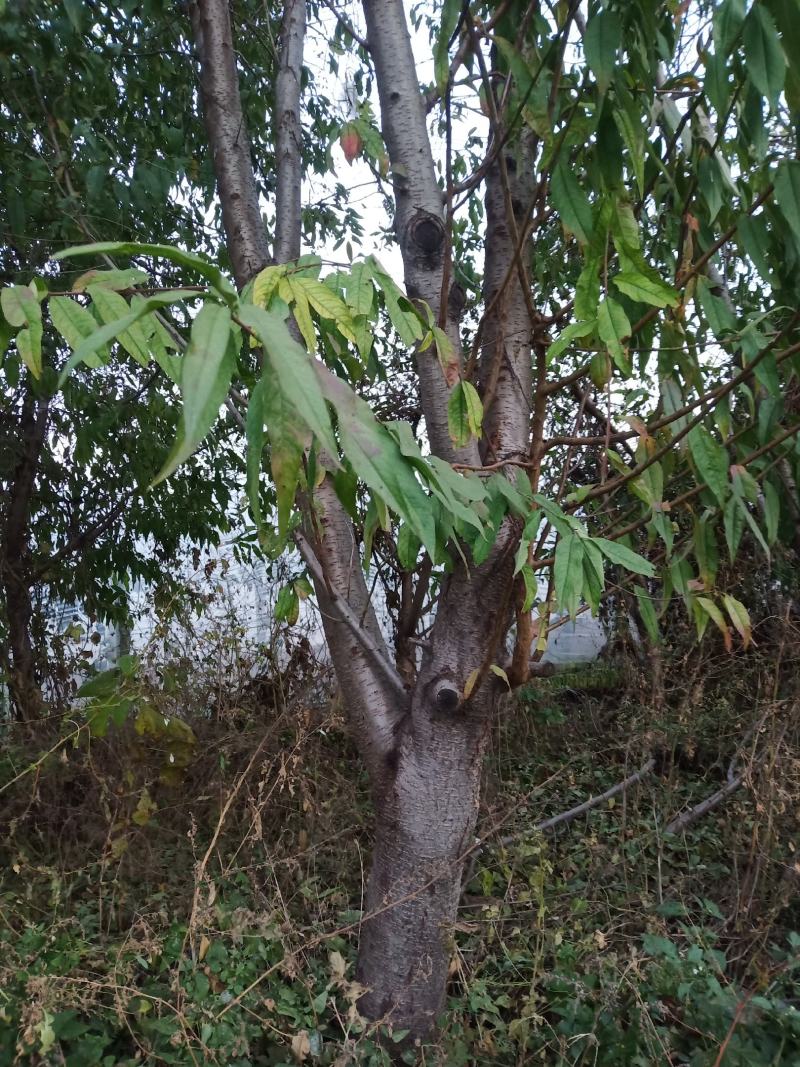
[665,773,744,835]
[463,757,655,886]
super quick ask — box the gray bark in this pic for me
[1,391,49,722]
[273,0,306,264]
[478,131,536,464]
[189,0,271,289]
[357,525,518,1034]
[362,0,478,466]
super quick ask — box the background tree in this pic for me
[3,0,800,1044]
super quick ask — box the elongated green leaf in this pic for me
[713,0,745,54]
[1,284,39,328]
[584,10,621,95]
[743,5,786,109]
[366,258,424,346]
[49,296,105,368]
[264,381,308,540]
[434,0,461,93]
[237,304,338,462]
[551,164,593,244]
[397,524,421,570]
[448,380,483,447]
[693,516,719,588]
[554,534,585,619]
[345,262,375,317]
[547,318,596,365]
[252,265,287,308]
[613,271,678,308]
[88,286,151,366]
[54,241,238,304]
[246,375,268,534]
[17,324,43,379]
[774,160,800,245]
[762,479,780,544]
[696,596,732,651]
[723,494,745,560]
[575,255,601,320]
[688,425,729,507]
[72,267,149,291]
[635,588,661,644]
[152,302,235,485]
[597,297,631,373]
[57,291,196,384]
[723,594,751,649]
[313,362,437,554]
[593,537,655,577]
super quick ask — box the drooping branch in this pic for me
[362,0,477,465]
[189,0,270,289]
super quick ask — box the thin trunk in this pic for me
[358,524,518,1034]
[1,390,49,722]
[189,0,271,288]
[273,0,306,265]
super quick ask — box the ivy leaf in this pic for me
[448,380,483,447]
[152,301,235,485]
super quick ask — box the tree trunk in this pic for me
[356,711,487,1034]
[1,390,49,723]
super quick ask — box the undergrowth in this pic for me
[1,609,799,1065]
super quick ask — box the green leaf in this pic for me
[238,304,339,462]
[55,241,238,305]
[743,5,786,110]
[314,362,437,555]
[345,262,375,317]
[57,291,196,384]
[554,534,585,619]
[546,318,596,365]
[723,594,751,649]
[293,275,356,339]
[152,302,235,485]
[613,271,678,309]
[551,164,593,244]
[447,381,483,447]
[635,588,661,644]
[366,258,424,346]
[762,479,780,544]
[397,524,421,570]
[575,255,601,321]
[597,297,631,373]
[737,213,774,287]
[593,537,655,577]
[434,0,461,93]
[713,0,745,54]
[72,267,149,291]
[696,596,732,650]
[275,584,300,626]
[88,286,151,366]
[688,426,729,508]
[520,563,537,613]
[2,285,43,378]
[723,494,745,560]
[584,10,621,95]
[693,516,719,588]
[49,296,106,368]
[774,160,800,246]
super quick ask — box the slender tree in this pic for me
[6,0,800,1043]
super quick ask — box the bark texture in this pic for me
[273,0,306,264]
[1,391,49,721]
[189,0,271,288]
[362,0,477,466]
